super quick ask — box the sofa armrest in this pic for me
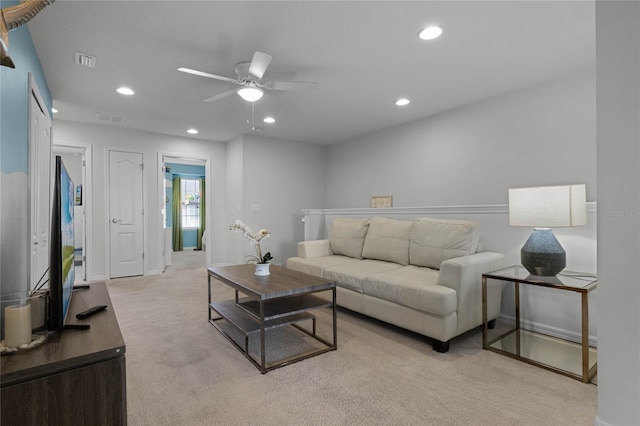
[437,252,505,335]
[297,239,334,258]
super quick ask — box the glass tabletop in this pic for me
[484,265,597,290]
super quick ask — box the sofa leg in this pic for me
[488,319,496,330]
[432,339,450,353]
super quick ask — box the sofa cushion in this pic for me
[286,255,358,278]
[361,217,411,265]
[329,218,370,259]
[323,259,403,294]
[364,265,457,316]
[409,217,480,269]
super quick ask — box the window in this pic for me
[181,178,200,228]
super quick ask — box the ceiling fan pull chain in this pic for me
[251,102,255,131]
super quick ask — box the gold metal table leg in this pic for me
[581,292,589,383]
[482,276,488,349]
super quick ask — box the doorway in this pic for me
[159,153,211,272]
[52,144,91,283]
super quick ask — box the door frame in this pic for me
[105,146,147,278]
[157,152,212,270]
[52,143,92,282]
[27,73,52,291]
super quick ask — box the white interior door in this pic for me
[109,150,144,278]
[29,75,52,290]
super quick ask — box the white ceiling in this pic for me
[27,1,595,145]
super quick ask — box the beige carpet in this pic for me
[106,251,597,426]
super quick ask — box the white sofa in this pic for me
[287,216,504,352]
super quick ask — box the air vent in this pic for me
[95,113,125,124]
[75,52,96,68]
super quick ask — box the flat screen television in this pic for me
[48,155,75,331]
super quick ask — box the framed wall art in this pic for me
[370,195,393,208]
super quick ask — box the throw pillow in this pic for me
[409,217,480,269]
[329,218,370,258]
[361,217,411,265]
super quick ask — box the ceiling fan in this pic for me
[178,51,317,103]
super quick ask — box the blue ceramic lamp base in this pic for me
[521,228,566,276]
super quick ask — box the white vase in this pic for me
[254,263,270,276]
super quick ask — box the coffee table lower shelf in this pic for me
[209,299,334,373]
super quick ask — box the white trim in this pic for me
[593,417,614,426]
[158,151,212,271]
[52,142,93,282]
[304,202,597,216]
[27,73,52,291]
[28,73,52,121]
[303,203,597,241]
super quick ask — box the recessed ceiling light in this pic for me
[52,108,58,113]
[263,117,276,124]
[418,26,443,41]
[395,98,410,106]
[187,128,198,134]
[116,87,135,95]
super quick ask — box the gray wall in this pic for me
[320,68,599,382]
[52,120,227,279]
[326,70,596,208]
[595,2,640,425]
[227,134,326,265]
[53,123,326,276]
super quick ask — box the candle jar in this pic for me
[1,290,48,351]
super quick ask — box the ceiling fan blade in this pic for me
[202,89,236,103]
[178,67,237,83]
[266,81,318,91]
[262,92,282,108]
[248,51,272,80]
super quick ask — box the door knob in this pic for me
[112,218,118,223]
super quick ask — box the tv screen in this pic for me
[49,156,75,331]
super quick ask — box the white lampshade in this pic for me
[509,184,587,228]
[237,86,264,102]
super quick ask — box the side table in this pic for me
[482,265,597,383]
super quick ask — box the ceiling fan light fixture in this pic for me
[263,116,276,124]
[237,86,264,102]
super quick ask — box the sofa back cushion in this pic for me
[329,218,370,258]
[362,217,411,265]
[409,217,480,269]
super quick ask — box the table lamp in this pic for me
[509,184,587,276]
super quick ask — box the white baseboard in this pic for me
[89,274,108,282]
[592,416,614,426]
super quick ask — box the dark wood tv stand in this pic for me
[1,282,127,425]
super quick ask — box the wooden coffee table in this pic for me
[207,264,337,373]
